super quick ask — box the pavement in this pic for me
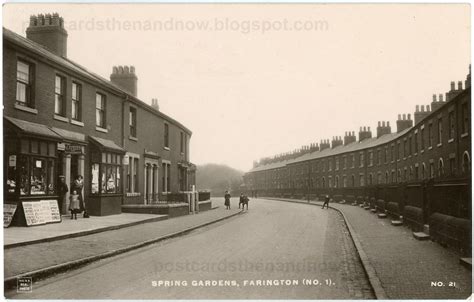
[5,198,374,299]
[263,197,472,299]
[4,213,168,247]
[4,198,241,286]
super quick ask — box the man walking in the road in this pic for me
[322,194,330,209]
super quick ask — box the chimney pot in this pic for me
[403,114,406,120]
[451,81,455,90]
[408,113,411,120]
[458,81,463,90]
[439,94,443,102]
[416,105,419,112]
[398,114,401,120]
[378,121,381,127]
[427,105,430,112]
[433,94,437,102]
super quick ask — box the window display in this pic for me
[91,151,122,195]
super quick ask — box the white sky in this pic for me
[3,3,470,171]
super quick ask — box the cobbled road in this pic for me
[6,198,374,299]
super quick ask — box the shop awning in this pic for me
[51,127,86,144]
[4,116,61,140]
[89,135,125,153]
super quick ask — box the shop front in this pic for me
[87,136,125,216]
[4,117,62,226]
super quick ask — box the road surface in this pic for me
[6,198,373,299]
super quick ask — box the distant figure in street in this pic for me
[69,190,80,220]
[239,193,249,210]
[58,175,68,214]
[224,190,231,210]
[322,194,331,209]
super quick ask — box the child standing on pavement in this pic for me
[69,190,80,219]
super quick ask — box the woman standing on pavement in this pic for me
[224,190,231,210]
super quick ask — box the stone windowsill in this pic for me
[70,119,84,127]
[129,136,138,142]
[437,143,442,148]
[448,138,455,143]
[461,133,469,138]
[54,114,69,123]
[96,126,108,133]
[164,146,170,151]
[14,104,38,114]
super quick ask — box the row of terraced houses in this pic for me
[243,67,471,255]
[4,13,210,225]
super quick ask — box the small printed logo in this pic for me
[17,277,32,293]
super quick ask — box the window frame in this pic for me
[95,93,106,128]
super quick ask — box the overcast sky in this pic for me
[3,4,470,171]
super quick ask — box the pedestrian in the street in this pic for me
[72,175,89,218]
[322,194,331,209]
[69,190,80,220]
[58,175,68,214]
[239,193,244,209]
[243,194,249,210]
[224,190,231,210]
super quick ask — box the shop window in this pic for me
[96,93,106,128]
[54,75,66,116]
[72,82,82,121]
[12,139,56,197]
[16,60,34,108]
[90,151,122,195]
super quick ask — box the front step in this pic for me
[413,232,430,240]
[460,258,472,270]
[370,208,377,213]
[391,220,403,226]
[364,206,371,210]
[377,213,387,218]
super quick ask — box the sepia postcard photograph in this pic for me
[1,2,472,300]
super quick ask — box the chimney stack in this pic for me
[343,131,356,146]
[358,126,372,142]
[396,113,413,132]
[430,93,444,112]
[110,66,138,97]
[376,121,391,138]
[26,13,68,57]
[331,136,343,149]
[151,98,159,111]
[320,139,330,151]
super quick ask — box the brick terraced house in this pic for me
[244,67,471,255]
[4,13,201,224]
